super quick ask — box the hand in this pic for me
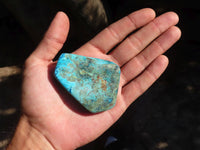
[8,8,181,150]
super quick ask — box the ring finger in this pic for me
[120,26,181,86]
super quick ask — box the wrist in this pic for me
[7,115,55,150]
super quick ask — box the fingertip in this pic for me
[170,26,182,40]
[53,11,70,32]
[44,11,70,46]
[56,11,70,25]
[142,8,156,19]
[135,8,156,22]
[56,11,67,16]
[160,26,181,46]
[165,11,179,24]
[157,55,169,68]
[128,8,156,28]
[160,55,169,63]
[170,11,179,20]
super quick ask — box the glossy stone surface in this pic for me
[54,53,121,113]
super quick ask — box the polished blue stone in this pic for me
[54,53,121,113]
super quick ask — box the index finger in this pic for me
[81,8,156,54]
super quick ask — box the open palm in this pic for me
[21,8,181,149]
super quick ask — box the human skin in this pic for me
[7,8,181,150]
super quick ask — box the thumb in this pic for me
[31,12,70,62]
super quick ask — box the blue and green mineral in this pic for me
[54,53,121,113]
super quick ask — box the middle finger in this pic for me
[109,12,179,66]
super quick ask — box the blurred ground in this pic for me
[0,0,200,150]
